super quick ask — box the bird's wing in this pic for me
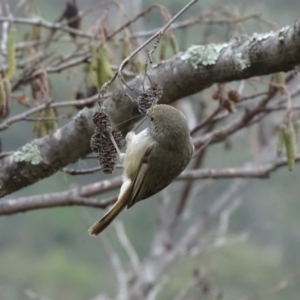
[88,143,154,236]
[127,145,154,209]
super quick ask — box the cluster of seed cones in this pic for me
[90,82,163,174]
[90,104,124,174]
[137,83,163,113]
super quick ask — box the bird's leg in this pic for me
[109,131,136,163]
[119,153,126,163]
[109,131,125,162]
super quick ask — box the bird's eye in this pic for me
[150,117,154,122]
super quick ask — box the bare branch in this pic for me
[0,16,93,39]
[1,151,299,216]
[179,155,300,180]
[104,0,199,91]
[0,176,122,215]
[100,235,128,300]
[0,94,99,131]
[114,221,141,274]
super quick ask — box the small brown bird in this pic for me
[88,104,194,236]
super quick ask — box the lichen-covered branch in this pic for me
[0,108,95,197]
[105,19,300,130]
[0,20,300,198]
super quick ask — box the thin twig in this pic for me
[100,234,128,300]
[179,155,300,180]
[0,94,100,131]
[114,221,141,274]
[0,176,122,215]
[1,154,299,216]
[62,165,122,176]
[101,0,198,93]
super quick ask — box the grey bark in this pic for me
[0,20,300,198]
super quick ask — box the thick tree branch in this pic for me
[0,20,300,197]
[105,19,300,129]
[0,108,95,197]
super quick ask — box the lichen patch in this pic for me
[14,143,43,165]
[180,43,229,68]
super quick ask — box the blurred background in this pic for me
[1,0,300,299]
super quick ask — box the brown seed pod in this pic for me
[93,110,110,130]
[121,30,132,60]
[0,79,8,118]
[137,83,163,113]
[112,128,124,149]
[276,124,286,156]
[90,105,124,174]
[212,89,221,101]
[63,0,81,39]
[90,127,102,153]
[169,33,179,54]
[282,120,297,171]
[274,72,285,94]
[98,131,117,174]
[148,82,163,99]
[227,90,240,103]
[159,35,168,61]
[44,108,58,131]
[31,24,42,41]
[293,119,300,144]
[137,92,155,112]
[96,46,114,89]
[222,99,236,113]
[7,26,16,80]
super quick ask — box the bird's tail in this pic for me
[88,181,131,236]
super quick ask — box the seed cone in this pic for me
[90,107,124,174]
[137,83,163,112]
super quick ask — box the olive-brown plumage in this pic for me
[88,104,194,236]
